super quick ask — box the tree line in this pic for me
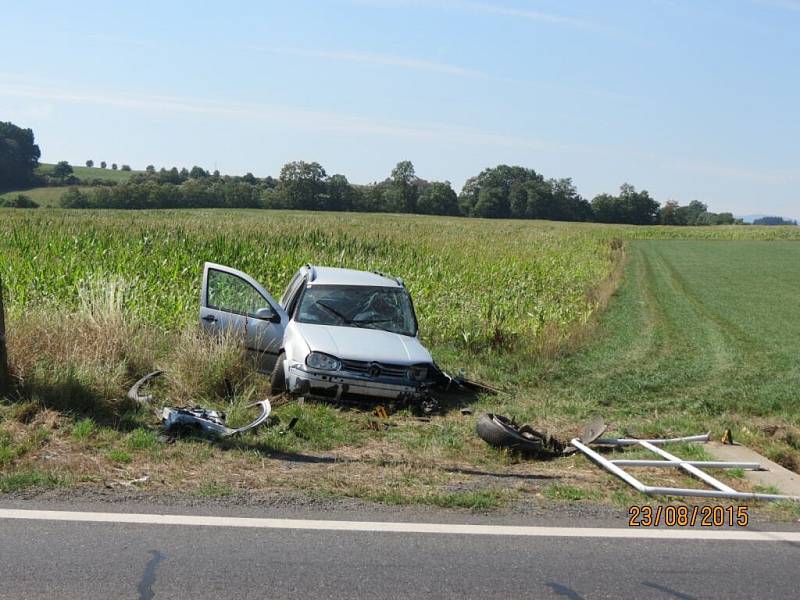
[0,120,784,226]
[752,216,798,226]
[58,159,741,226]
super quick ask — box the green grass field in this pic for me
[36,163,140,183]
[510,241,800,466]
[0,186,94,208]
[556,241,800,418]
[1,209,799,508]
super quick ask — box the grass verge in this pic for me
[1,213,799,516]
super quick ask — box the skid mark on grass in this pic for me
[606,246,705,405]
[559,245,688,409]
[599,242,748,409]
[649,245,735,388]
[651,245,752,410]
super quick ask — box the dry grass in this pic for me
[8,276,152,379]
[4,277,156,421]
[163,328,261,404]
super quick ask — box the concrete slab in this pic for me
[707,442,800,497]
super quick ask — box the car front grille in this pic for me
[340,359,408,379]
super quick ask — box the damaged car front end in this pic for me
[286,354,435,404]
[275,271,438,406]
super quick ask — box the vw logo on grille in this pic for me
[368,363,382,378]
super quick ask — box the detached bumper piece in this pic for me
[128,371,271,438]
[161,400,271,438]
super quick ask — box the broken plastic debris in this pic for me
[161,400,272,438]
[127,371,271,438]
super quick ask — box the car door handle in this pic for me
[202,315,218,323]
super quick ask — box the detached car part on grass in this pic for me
[475,414,605,458]
[128,371,271,438]
[160,401,272,438]
[476,414,567,458]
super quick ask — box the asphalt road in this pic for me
[1,501,798,600]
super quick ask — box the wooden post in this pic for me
[0,274,9,396]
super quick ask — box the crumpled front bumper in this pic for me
[287,363,428,401]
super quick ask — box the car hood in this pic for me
[293,322,432,364]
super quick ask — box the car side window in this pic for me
[286,278,307,317]
[207,269,269,318]
[280,272,303,308]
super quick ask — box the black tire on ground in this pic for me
[270,352,287,393]
[476,413,546,455]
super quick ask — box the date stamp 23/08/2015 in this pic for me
[628,505,749,527]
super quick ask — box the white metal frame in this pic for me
[571,433,800,502]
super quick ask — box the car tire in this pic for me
[476,413,547,455]
[270,352,287,393]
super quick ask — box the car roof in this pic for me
[303,265,403,288]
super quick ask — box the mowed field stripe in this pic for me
[1,509,798,542]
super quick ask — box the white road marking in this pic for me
[0,508,798,541]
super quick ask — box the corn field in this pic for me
[0,209,622,355]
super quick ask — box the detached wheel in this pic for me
[476,413,547,455]
[270,352,287,393]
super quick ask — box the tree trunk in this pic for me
[0,274,9,397]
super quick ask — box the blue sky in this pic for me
[1,0,798,217]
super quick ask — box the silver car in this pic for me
[199,263,435,403]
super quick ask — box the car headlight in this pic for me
[407,365,429,382]
[306,352,341,371]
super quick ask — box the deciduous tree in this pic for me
[417,181,459,215]
[52,160,73,181]
[0,121,41,189]
[278,161,327,210]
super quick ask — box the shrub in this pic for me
[1,194,38,208]
[59,187,89,208]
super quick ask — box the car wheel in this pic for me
[476,413,548,455]
[270,352,287,393]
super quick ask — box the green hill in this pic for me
[0,186,94,208]
[36,163,141,183]
[1,163,144,207]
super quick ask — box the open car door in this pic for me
[200,263,289,372]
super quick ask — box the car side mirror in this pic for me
[255,307,280,323]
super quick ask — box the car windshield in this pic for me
[296,285,417,337]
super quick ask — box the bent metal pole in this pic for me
[571,438,800,502]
